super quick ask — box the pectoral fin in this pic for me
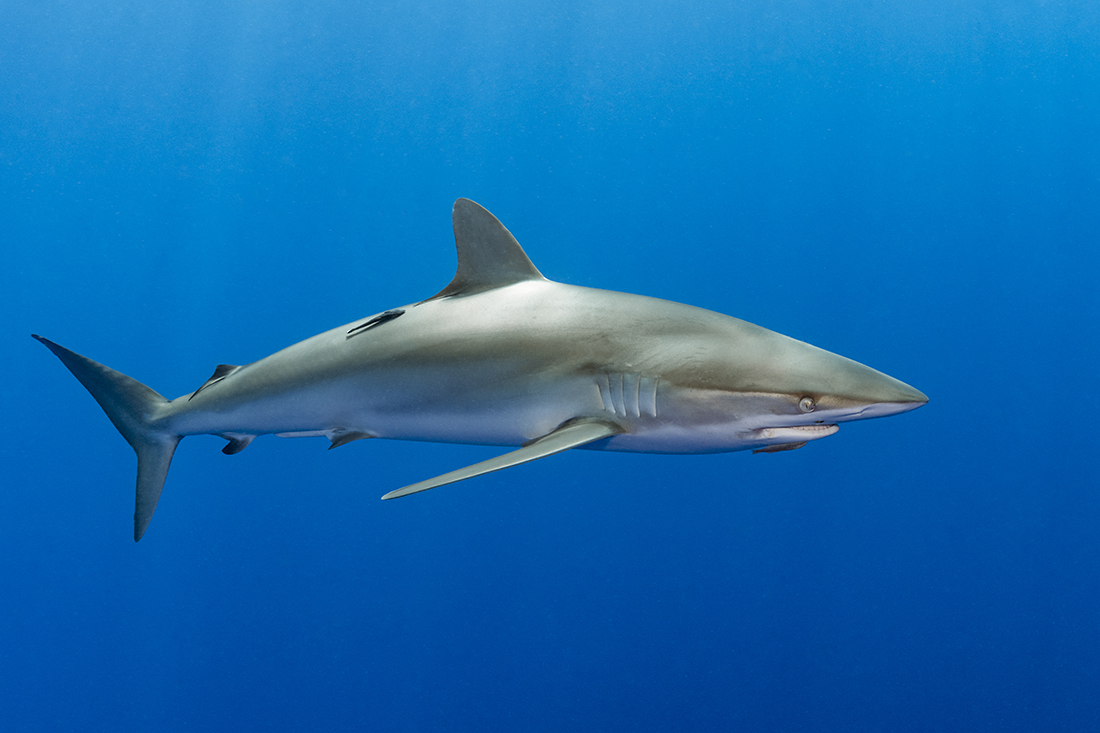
[753,441,807,454]
[381,419,623,500]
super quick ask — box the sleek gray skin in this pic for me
[34,199,927,540]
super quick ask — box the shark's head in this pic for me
[731,324,927,451]
[658,317,928,453]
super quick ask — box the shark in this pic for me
[34,198,927,540]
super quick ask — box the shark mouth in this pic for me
[744,423,840,454]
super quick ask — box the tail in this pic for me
[33,335,180,541]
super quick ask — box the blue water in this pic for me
[3,1,1098,730]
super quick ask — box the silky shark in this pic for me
[35,199,927,540]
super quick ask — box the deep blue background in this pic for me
[3,1,1098,730]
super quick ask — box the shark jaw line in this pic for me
[742,423,840,444]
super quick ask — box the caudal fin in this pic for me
[32,335,180,541]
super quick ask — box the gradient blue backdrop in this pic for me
[3,1,1098,730]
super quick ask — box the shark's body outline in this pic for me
[35,199,927,540]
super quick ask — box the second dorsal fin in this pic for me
[189,364,242,400]
[427,199,545,300]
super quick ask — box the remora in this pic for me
[34,198,928,540]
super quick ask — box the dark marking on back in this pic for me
[347,309,405,339]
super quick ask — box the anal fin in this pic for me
[381,418,623,500]
[328,430,374,449]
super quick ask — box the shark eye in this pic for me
[798,396,816,413]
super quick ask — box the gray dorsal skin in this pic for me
[34,198,927,540]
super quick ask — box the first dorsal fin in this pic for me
[427,199,545,300]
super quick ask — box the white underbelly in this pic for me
[169,368,815,456]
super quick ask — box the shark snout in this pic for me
[840,376,927,421]
[808,348,928,423]
[889,379,929,406]
[853,396,927,420]
[877,377,928,411]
